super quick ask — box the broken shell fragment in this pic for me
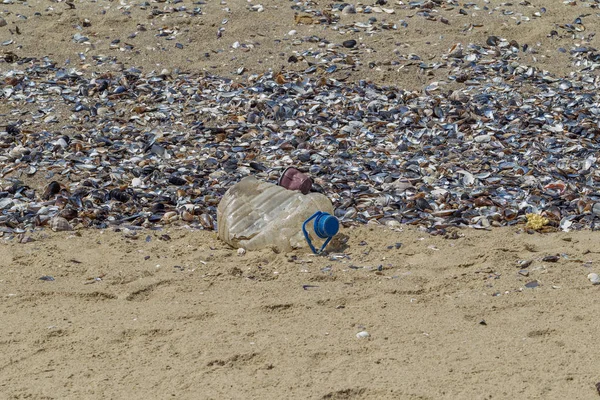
[50,217,73,232]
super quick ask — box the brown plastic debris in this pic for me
[278,167,312,195]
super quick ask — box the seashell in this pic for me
[35,215,51,226]
[486,36,499,46]
[9,145,29,160]
[342,4,356,14]
[168,176,187,186]
[383,179,415,192]
[386,220,401,227]
[591,203,600,217]
[131,177,143,188]
[181,210,194,222]
[151,203,165,213]
[342,208,358,220]
[50,217,73,232]
[58,207,78,221]
[162,211,178,223]
[356,331,370,339]
[42,181,62,200]
[0,198,13,210]
[200,213,214,230]
[110,189,130,203]
[37,206,50,215]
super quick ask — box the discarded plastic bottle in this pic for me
[217,176,339,253]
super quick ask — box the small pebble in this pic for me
[237,248,246,256]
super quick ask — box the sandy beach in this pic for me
[2,226,600,399]
[2,0,600,398]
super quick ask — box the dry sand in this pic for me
[1,226,600,399]
[2,0,600,399]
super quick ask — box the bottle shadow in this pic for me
[326,233,350,253]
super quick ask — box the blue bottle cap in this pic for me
[314,213,339,239]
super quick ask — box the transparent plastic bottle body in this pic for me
[217,176,334,252]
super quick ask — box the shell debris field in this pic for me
[2,0,600,236]
[3,47,600,235]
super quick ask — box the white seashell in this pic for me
[131,177,143,187]
[0,198,13,210]
[382,178,414,192]
[9,145,29,160]
[356,331,370,339]
[457,170,475,185]
[587,273,600,285]
[161,211,178,222]
[559,217,573,232]
[237,248,246,256]
[37,206,50,215]
[342,4,356,14]
[182,204,196,212]
[342,208,357,220]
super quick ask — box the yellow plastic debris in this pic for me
[525,213,549,230]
